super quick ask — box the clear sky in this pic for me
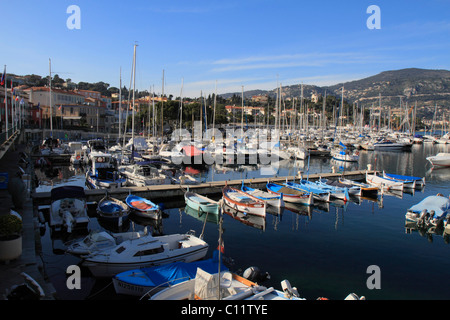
[1,0,449,98]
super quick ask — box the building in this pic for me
[225,105,265,116]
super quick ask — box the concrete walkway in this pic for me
[0,139,56,300]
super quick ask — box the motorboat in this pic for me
[49,186,89,233]
[65,230,147,256]
[126,194,161,219]
[266,182,314,205]
[426,153,450,167]
[82,231,209,278]
[118,164,171,187]
[373,139,411,151]
[405,194,450,228]
[85,152,127,189]
[222,185,266,217]
[331,148,359,162]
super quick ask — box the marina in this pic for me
[27,139,450,300]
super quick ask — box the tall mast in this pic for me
[4,65,8,140]
[179,78,183,135]
[161,69,164,147]
[131,43,137,146]
[119,67,122,138]
[49,58,53,136]
[241,85,244,131]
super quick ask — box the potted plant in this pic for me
[0,211,23,263]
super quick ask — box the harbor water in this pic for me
[35,142,450,300]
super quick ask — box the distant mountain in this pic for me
[220,68,450,110]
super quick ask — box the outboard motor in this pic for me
[281,280,300,298]
[243,266,270,283]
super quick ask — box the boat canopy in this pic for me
[116,251,227,288]
[51,186,86,200]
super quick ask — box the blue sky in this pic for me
[1,0,450,98]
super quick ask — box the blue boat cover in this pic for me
[409,195,450,217]
[99,200,123,213]
[114,251,228,288]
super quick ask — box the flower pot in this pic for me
[0,236,22,262]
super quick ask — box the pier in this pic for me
[30,170,371,206]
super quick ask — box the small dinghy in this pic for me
[222,185,266,217]
[97,194,130,226]
[382,171,425,189]
[184,189,220,215]
[241,183,284,207]
[266,182,313,205]
[126,194,161,220]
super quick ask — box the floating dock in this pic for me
[31,170,372,206]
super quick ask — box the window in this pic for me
[133,246,164,257]
[116,246,126,254]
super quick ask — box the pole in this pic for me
[4,65,8,139]
[49,58,53,136]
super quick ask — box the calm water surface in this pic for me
[36,143,450,300]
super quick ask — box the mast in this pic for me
[179,78,184,135]
[131,43,137,147]
[212,80,217,138]
[49,58,53,136]
[119,67,122,138]
[241,85,244,131]
[161,69,164,148]
[4,65,8,140]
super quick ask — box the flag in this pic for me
[58,105,62,110]
[0,66,5,86]
[339,141,347,150]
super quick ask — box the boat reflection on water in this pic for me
[183,205,220,225]
[405,220,450,245]
[222,203,266,231]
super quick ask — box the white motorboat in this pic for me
[426,153,450,167]
[85,152,127,189]
[405,194,450,228]
[118,164,171,186]
[49,186,89,233]
[65,230,147,256]
[82,231,209,278]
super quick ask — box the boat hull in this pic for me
[222,186,266,217]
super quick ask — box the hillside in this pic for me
[221,68,450,110]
